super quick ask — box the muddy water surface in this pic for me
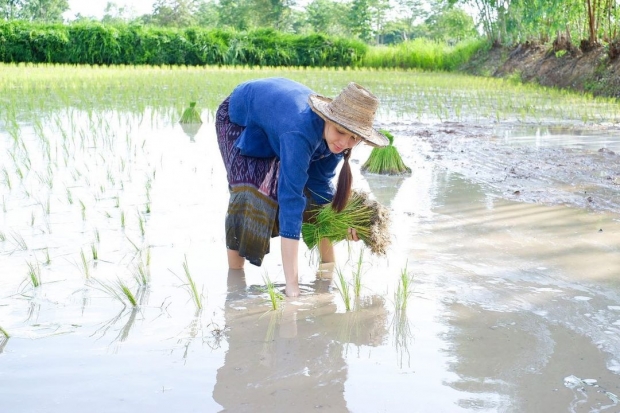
[1,107,620,413]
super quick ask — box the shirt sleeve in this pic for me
[305,155,340,205]
[277,131,315,240]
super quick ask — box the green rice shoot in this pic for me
[335,267,352,311]
[0,326,9,338]
[261,272,284,311]
[91,278,138,308]
[394,262,414,311]
[181,255,203,310]
[179,102,203,124]
[361,129,411,175]
[26,261,41,288]
[352,249,365,298]
[302,190,391,257]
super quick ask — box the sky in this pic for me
[65,0,155,20]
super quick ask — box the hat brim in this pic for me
[309,94,389,148]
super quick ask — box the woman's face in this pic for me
[324,121,360,154]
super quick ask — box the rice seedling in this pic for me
[138,211,145,237]
[0,326,9,338]
[66,188,73,204]
[80,248,90,279]
[0,231,5,242]
[260,272,284,311]
[361,129,411,175]
[92,278,138,308]
[394,263,414,311]
[2,167,11,190]
[10,232,27,251]
[392,299,413,368]
[170,255,204,311]
[132,249,151,286]
[91,243,98,261]
[352,249,365,298]
[79,199,86,220]
[179,102,203,124]
[302,190,391,257]
[334,267,352,311]
[44,248,51,265]
[120,210,125,229]
[25,261,42,288]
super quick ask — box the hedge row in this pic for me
[0,21,367,67]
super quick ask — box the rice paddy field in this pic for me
[1,64,620,412]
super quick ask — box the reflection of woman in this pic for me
[213,269,388,412]
[216,78,387,297]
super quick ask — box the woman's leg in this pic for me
[318,238,335,263]
[227,249,245,269]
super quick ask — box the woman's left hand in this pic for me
[347,228,359,241]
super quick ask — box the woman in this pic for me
[216,77,387,297]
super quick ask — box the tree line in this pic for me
[1,0,619,51]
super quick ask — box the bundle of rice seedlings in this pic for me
[361,129,411,175]
[179,102,203,124]
[302,190,391,256]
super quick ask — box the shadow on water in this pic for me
[213,269,389,412]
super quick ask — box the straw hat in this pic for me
[309,82,388,147]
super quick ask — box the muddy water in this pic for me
[1,111,620,413]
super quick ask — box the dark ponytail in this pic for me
[331,149,352,212]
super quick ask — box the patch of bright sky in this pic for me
[64,0,155,20]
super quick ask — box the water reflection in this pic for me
[0,336,8,354]
[90,286,150,347]
[363,173,408,207]
[213,269,388,412]
[180,123,202,142]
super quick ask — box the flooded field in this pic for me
[1,66,620,412]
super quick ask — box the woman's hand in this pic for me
[348,227,360,241]
[281,237,300,297]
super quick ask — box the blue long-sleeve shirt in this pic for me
[228,77,342,240]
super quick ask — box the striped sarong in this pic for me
[216,97,280,266]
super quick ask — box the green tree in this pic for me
[425,7,477,42]
[217,0,252,30]
[194,0,219,27]
[21,0,69,22]
[394,0,427,36]
[151,0,197,27]
[305,0,351,36]
[101,1,132,24]
[0,0,24,20]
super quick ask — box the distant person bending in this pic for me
[215,77,387,297]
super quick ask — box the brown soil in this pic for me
[461,41,620,98]
[410,124,620,214]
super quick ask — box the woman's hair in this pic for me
[331,149,352,212]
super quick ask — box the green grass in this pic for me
[364,38,487,71]
[352,249,365,298]
[25,261,41,288]
[335,267,352,312]
[179,102,203,124]
[169,255,204,311]
[92,278,138,308]
[394,263,414,311]
[261,272,284,311]
[302,190,391,257]
[80,249,90,279]
[361,130,411,175]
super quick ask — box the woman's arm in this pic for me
[281,237,300,297]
